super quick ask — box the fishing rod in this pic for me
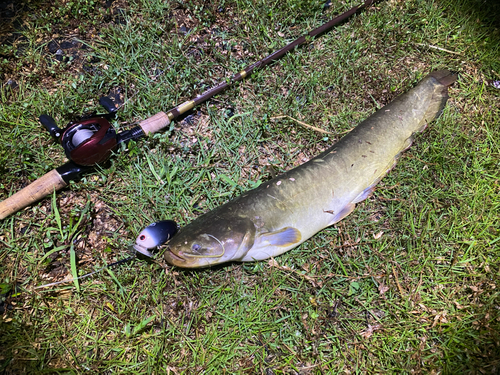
[0,0,375,220]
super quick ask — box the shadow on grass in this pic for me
[432,0,500,372]
[438,0,500,74]
[1,291,72,374]
[440,287,500,373]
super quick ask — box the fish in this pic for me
[164,70,457,268]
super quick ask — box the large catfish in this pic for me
[164,70,457,268]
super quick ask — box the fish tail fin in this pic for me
[423,70,458,124]
[428,69,458,88]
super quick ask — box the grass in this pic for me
[1,0,499,373]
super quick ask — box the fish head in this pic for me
[164,216,256,268]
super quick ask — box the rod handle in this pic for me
[139,111,172,135]
[0,169,67,220]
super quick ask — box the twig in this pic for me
[412,271,423,301]
[270,115,334,135]
[416,43,463,56]
[405,153,438,166]
[391,265,405,296]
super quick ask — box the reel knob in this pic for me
[39,115,63,138]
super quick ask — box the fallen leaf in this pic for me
[378,283,389,295]
[268,258,279,267]
[360,324,382,339]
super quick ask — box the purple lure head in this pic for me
[133,220,178,257]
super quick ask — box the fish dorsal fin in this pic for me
[260,227,302,247]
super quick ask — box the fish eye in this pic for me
[192,244,201,252]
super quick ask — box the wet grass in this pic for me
[1,0,499,373]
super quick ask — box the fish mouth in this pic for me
[166,248,185,262]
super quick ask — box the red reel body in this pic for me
[61,117,117,166]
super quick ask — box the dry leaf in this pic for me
[378,283,389,295]
[268,258,279,267]
[431,311,448,327]
[360,324,382,339]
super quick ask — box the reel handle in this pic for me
[99,97,118,114]
[0,169,67,220]
[138,111,171,135]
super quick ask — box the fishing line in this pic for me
[34,255,137,290]
[33,220,177,290]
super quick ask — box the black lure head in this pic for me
[133,220,178,257]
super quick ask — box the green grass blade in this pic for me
[132,315,156,336]
[69,243,80,293]
[105,267,125,295]
[39,245,68,262]
[51,191,63,240]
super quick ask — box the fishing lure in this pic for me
[132,220,178,257]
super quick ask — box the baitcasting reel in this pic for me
[39,97,144,167]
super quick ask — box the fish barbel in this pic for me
[164,70,457,268]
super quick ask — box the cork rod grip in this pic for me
[0,169,67,220]
[139,111,171,135]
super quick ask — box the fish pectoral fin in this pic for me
[352,184,378,204]
[260,227,302,247]
[328,202,355,225]
[240,227,302,262]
